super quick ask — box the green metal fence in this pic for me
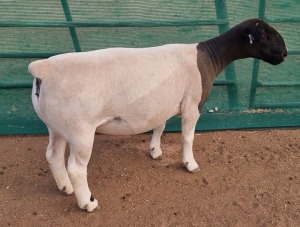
[0,0,241,134]
[249,0,300,109]
[0,0,237,91]
[0,0,299,135]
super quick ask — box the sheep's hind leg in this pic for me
[67,128,99,212]
[150,123,166,159]
[46,129,74,195]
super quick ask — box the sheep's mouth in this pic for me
[260,50,287,65]
[269,58,283,65]
[263,55,286,65]
[272,50,288,64]
[262,58,277,65]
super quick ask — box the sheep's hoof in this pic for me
[152,154,162,160]
[184,162,200,173]
[87,204,100,212]
[60,186,74,195]
[150,148,163,160]
[82,199,100,212]
[189,166,200,173]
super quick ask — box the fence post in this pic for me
[60,0,81,52]
[214,0,239,108]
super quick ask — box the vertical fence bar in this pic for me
[214,0,239,108]
[248,0,266,108]
[258,0,266,20]
[249,59,260,108]
[60,0,81,52]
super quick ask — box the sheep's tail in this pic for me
[28,59,50,79]
[28,59,50,98]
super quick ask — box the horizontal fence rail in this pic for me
[0,19,229,28]
[0,53,61,58]
[264,17,300,23]
[0,79,237,89]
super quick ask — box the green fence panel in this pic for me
[0,0,299,135]
[249,0,300,109]
[0,0,241,134]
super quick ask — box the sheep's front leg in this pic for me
[181,105,200,173]
[67,130,99,212]
[150,123,166,159]
[46,129,74,195]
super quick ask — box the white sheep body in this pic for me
[31,44,201,136]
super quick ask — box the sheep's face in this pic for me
[243,19,287,65]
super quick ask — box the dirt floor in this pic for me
[1,129,300,226]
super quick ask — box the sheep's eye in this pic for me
[262,34,270,42]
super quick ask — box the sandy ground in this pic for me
[1,129,300,226]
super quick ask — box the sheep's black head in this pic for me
[241,18,287,65]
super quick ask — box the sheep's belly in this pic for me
[95,125,144,136]
[95,101,181,135]
[95,117,160,135]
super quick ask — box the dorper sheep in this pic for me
[28,18,287,212]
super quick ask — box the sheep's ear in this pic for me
[253,22,270,44]
[245,25,263,45]
[245,30,259,45]
[248,34,255,44]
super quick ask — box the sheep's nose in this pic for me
[282,52,287,58]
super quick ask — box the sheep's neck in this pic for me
[197,29,245,78]
[196,29,247,112]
